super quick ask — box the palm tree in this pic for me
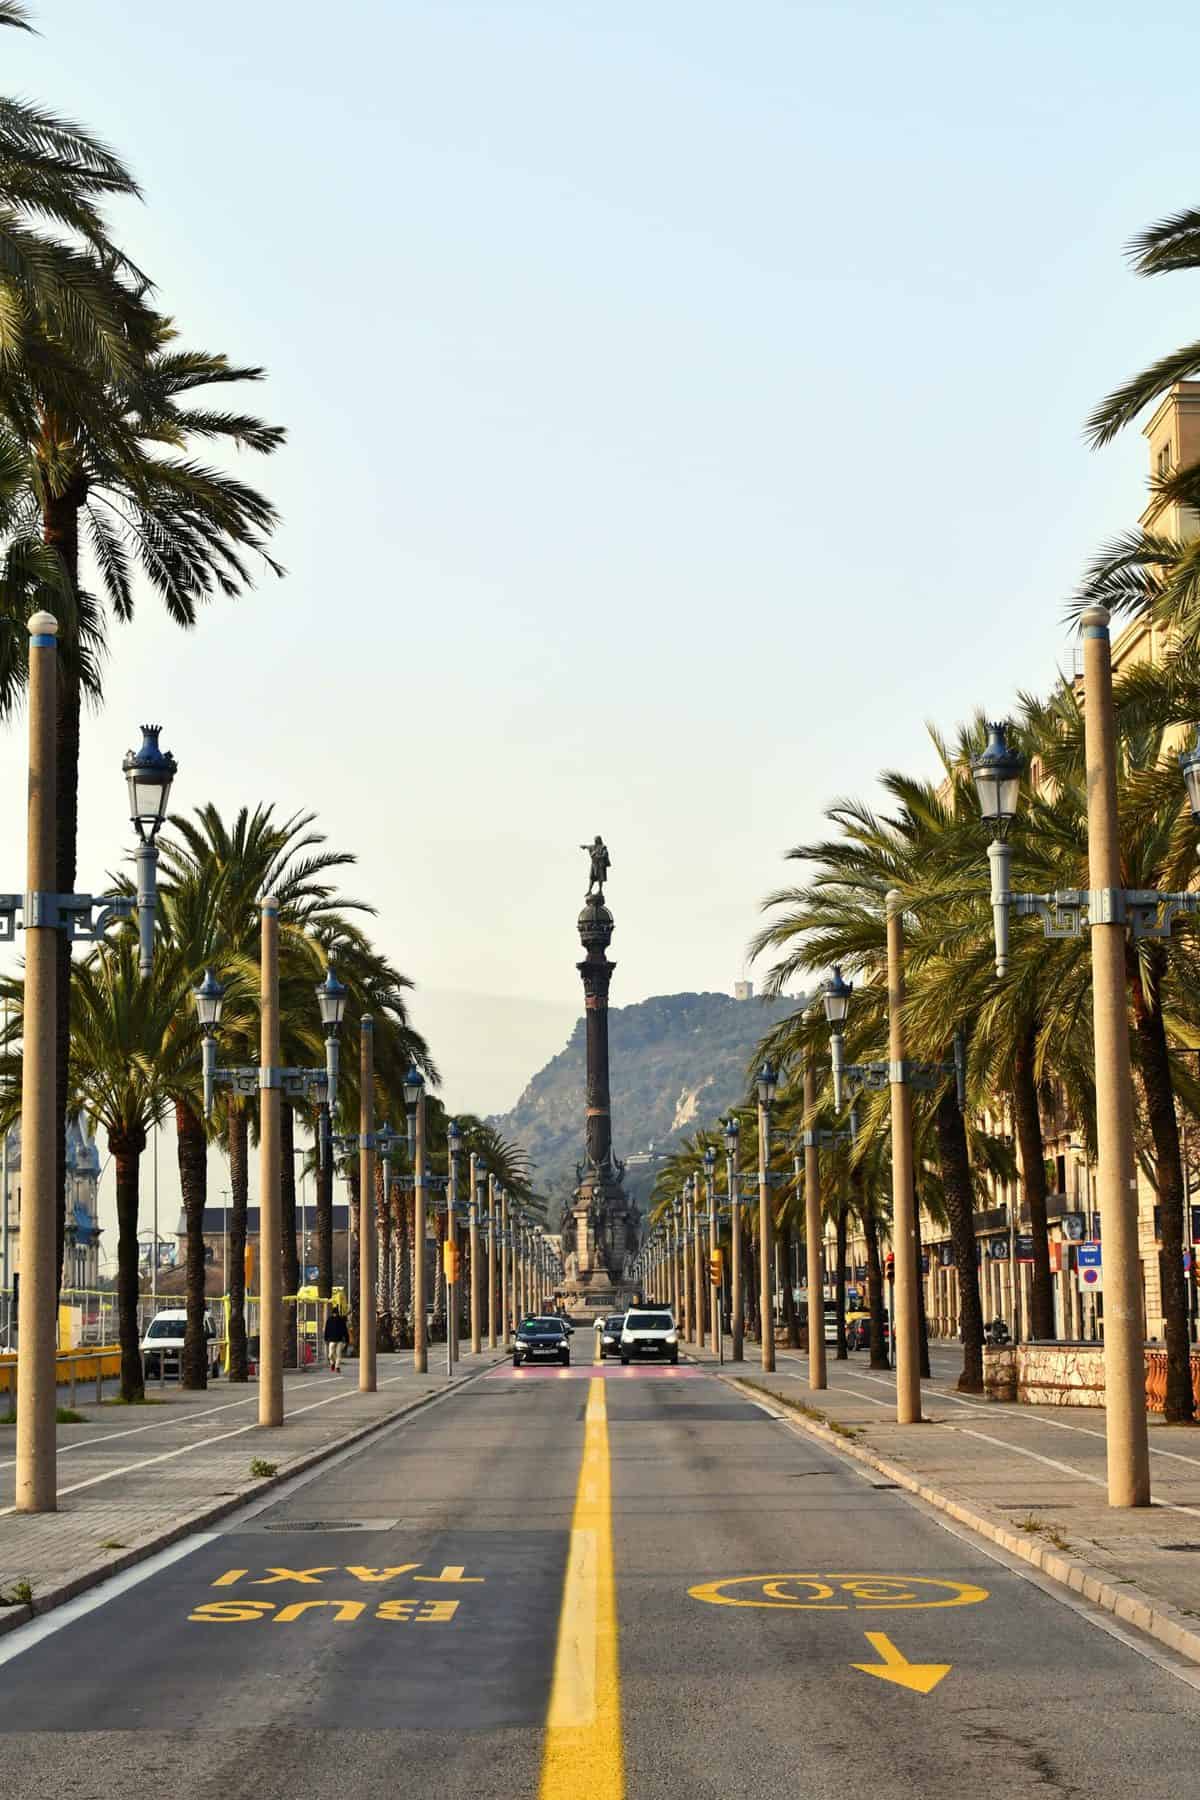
[67,938,195,1400]
[0,3,156,379]
[156,804,369,1382]
[750,749,1016,1392]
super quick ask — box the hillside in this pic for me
[490,990,801,1213]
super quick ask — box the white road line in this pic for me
[0,1362,495,1667]
[0,1533,220,1668]
[851,1366,1200,1472]
[0,1378,327,1473]
[0,1368,428,1514]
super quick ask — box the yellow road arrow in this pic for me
[852,1631,950,1695]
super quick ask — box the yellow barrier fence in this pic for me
[0,1345,122,1397]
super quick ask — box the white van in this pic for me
[140,1309,221,1380]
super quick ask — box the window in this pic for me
[1158,441,1173,479]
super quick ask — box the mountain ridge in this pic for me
[489,989,802,1213]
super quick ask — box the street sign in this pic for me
[1077,1242,1102,1291]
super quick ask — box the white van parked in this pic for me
[140,1309,221,1380]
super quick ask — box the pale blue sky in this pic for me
[2,1,1198,1151]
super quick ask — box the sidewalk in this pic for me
[0,1348,502,1628]
[690,1338,1200,1665]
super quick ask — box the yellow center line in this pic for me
[539,1375,623,1800]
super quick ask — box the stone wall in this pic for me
[983,1341,1200,1412]
[982,1342,1108,1408]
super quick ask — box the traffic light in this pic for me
[442,1242,460,1284]
[710,1250,723,1286]
[885,1252,895,1284]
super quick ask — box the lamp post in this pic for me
[801,1026,827,1393]
[500,1187,510,1341]
[403,1064,428,1374]
[669,1199,682,1324]
[445,1120,462,1375]
[703,1145,718,1355]
[194,944,344,1425]
[756,1061,777,1373]
[723,1115,743,1361]
[358,1017,377,1393]
[823,957,960,1426]
[487,1173,498,1348]
[10,616,176,1511]
[122,725,178,977]
[971,625,1200,1505]
[469,1151,482,1355]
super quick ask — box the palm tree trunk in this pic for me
[226,1101,249,1382]
[781,1228,800,1349]
[432,1208,446,1339]
[1013,1026,1055,1340]
[835,1199,848,1360]
[280,1103,299,1368]
[347,1164,361,1352]
[398,1184,410,1343]
[935,1087,985,1393]
[860,1184,889,1370]
[377,1165,394,1352]
[43,485,84,1301]
[176,1099,209,1389]
[316,1101,334,1300]
[1131,954,1194,1423]
[913,1196,931,1379]
[109,1128,146,1402]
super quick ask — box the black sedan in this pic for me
[598,1313,626,1359]
[513,1317,571,1367]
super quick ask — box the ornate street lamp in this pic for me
[403,1065,429,1371]
[823,967,853,1111]
[756,1063,777,1372]
[122,724,177,978]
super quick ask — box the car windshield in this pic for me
[626,1313,672,1331]
[604,1317,625,1330]
[521,1319,561,1334]
[147,1318,184,1339]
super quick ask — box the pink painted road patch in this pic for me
[485,1363,705,1381]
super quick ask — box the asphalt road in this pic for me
[0,1352,1196,1799]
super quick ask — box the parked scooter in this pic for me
[985,1316,1011,1346]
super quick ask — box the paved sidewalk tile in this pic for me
[0,1351,503,1612]
[686,1336,1200,1644]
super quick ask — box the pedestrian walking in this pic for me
[324,1304,349,1373]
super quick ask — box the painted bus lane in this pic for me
[0,1521,571,1733]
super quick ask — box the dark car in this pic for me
[513,1317,571,1367]
[598,1313,626,1359]
[846,1312,891,1352]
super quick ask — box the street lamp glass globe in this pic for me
[193,968,225,1032]
[1180,729,1200,823]
[122,724,177,843]
[703,1145,716,1172]
[971,720,1025,834]
[316,963,348,1033]
[403,1064,425,1108]
[822,966,852,1027]
[757,1061,778,1107]
[723,1114,740,1150]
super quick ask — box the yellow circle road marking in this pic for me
[688,1573,989,1611]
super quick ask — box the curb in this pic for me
[721,1372,1200,1670]
[0,1357,501,1639]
